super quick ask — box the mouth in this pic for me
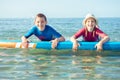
[38,24,43,27]
[88,25,94,27]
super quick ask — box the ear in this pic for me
[45,21,47,24]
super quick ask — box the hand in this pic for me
[95,43,103,52]
[72,41,80,52]
[21,42,29,48]
[21,36,29,48]
[51,39,58,49]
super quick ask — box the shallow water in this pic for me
[0,49,120,80]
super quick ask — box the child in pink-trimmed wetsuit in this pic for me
[74,27,107,42]
[70,13,109,51]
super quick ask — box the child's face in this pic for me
[85,18,96,32]
[35,17,47,28]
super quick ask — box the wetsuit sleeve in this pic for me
[24,27,35,38]
[50,27,62,38]
[74,28,85,39]
[96,28,108,38]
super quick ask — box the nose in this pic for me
[89,21,92,24]
[38,22,42,25]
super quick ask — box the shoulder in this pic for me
[45,25,55,30]
[78,27,86,32]
[95,27,103,32]
[94,27,108,37]
[95,27,107,36]
[75,27,85,35]
[31,25,38,29]
[45,25,53,29]
[28,25,39,32]
[81,27,86,31]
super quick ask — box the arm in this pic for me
[51,36,65,49]
[95,36,110,51]
[21,26,35,48]
[95,29,110,51]
[21,36,29,48]
[57,36,65,42]
[49,26,65,49]
[70,35,80,51]
[98,36,110,45]
[70,28,84,51]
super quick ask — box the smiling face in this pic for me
[34,16,47,31]
[85,18,96,32]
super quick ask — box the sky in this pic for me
[0,0,120,18]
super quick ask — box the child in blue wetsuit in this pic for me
[21,13,65,49]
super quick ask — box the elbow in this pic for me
[70,37,73,41]
[21,36,27,42]
[70,36,75,41]
[62,37,65,41]
[104,36,110,41]
[21,36,24,40]
[106,36,110,40]
[21,36,26,40]
[70,36,76,42]
[59,36,65,41]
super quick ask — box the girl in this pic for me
[21,13,65,49]
[70,13,109,51]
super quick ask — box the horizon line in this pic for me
[0,16,120,18]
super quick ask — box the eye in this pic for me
[87,20,90,23]
[41,21,44,23]
[37,22,39,23]
[36,21,39,23]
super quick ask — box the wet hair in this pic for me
[35,13,47,22]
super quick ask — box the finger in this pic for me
[50,40,54,43]
[97,49,102,52]
[51,42,58,49]
[22,42,29,48]
[51,44,55,49]
[96,47,102,52]
[73,48,77,52]
[72,45,78,51]
[94,44,97,48]
[78,43,80,47]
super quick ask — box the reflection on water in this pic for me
[0,49,120,80]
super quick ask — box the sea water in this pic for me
[0,18,120,80]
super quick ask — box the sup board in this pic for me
[0,40,120,50]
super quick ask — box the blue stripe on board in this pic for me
[0,40,120,50]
